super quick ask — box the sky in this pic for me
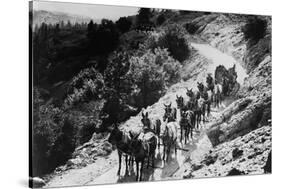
[33,1,139,20]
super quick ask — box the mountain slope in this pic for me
[31,10,98,26]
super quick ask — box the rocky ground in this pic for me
[43,13,271,188]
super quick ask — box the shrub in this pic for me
[64,67,104,107]
[127,48,181,108]
[147,24,190,62]
[119,30,149,51]
[156,14,166,25]
[243,16,267,42]
[116,17,132,33]
[185,22,199,34]
[32,88,64,175]
[49,117,76,169]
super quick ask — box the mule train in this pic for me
[107,71,237,181]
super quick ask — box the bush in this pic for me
[243,16,267,42]
[33,88,103,175]
[156,14,166,25]
[127,48,181,108]
[119,30,149,51]
[32,88,64,175]
[116,17,132,33]
[185,22,199,34]
[49,117,76,169]
[64,67,104,107]
[147,24,190,62]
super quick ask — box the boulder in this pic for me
[232,148,243,159]
[227,168,245,176]
[207,95,270,146]
[66,158,82,167]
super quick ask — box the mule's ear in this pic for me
[135,132,141,139]
[176,94,179,98]
[145,112,148,117]
[164,103,167,107]
[169,102,171,107]
[142,111,145,118]
[129,131,134,139]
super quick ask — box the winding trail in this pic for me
[45,42,248,188]
[190,42,247,85]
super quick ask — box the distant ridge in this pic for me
[31,10,101,26]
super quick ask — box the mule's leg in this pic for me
[158,136,160,149]
[175,141,177,155]
[147,155,150,169]
[186,127,189,142]
[180,126,183,143]
[136,160,139,181]
[140,160,144,181]
[166,145,170,162]
[117,151,122,176]
[152,152,155,168]
[125,154,128,175]
[184,128,187,144]
[163,145,166,161]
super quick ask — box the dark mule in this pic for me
[179,110,195,143]
[197,82,211,117]
[108,125,133,176]
[176,95,193,111]
[163,103,177,122]
[206,73,215,92]
[141,111,161,148]
[141,111,153,131]
[129,131,157,181]
[186,88,199,127]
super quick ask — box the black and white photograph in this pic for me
[29,0,272,188]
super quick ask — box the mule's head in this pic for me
[108,124,122,146]
[129,132,141,155]
[141,111,151,129]
[176,95,184,109]
[186,88,193,98]
[206,73,213,83]
[197,82,205,93]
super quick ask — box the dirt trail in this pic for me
[45,42,248,188]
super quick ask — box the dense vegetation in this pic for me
[31,8,191,176]
[242,16,267,43]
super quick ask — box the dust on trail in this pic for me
[190,43,248,85]
[45,42,248,188]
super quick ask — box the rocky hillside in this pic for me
[174,13,272,178]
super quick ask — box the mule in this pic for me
[206,73,215,92]
[108,125,133,176]
[154,119,161,148]
[197,82,212,117]
[163,103,177,122]
[214,82,223,108]
[186,88,200,127]
[179,110,195,144]
[161,121,178,162]
[141,111,152,131]
[129,131,157,181]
